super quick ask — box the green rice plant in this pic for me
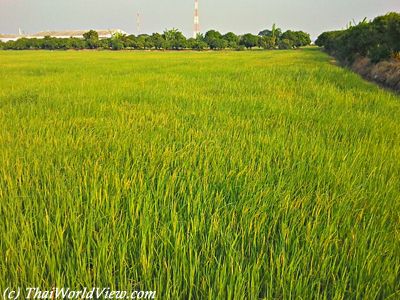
[0,48,399,299]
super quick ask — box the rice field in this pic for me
[0,48,399,299]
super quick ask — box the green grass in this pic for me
[0,48,399,299]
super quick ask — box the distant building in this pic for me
[0,34,20,42]
[0,29,127,42]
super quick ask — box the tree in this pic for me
[151,33,166,50]
[41,36,59,50]
[186,38,196,49]
[271,24,282,39]
[258,36,276,49]
[83,30,99,41]
[111,31,125,40]
[110,32,128,50]
[223,32,239,48]
[240,33,258,49]
[3,41,14,50]
[96,38,111,50]
[204,30,227,50]
[278,39,293,49]
[315,30,345,52]
[0,25,314,52]
[187,38,207,50]
[259,24,282,39]
[13,38,31,50]
[83,30,99,49]
[124,35,137,49]
[163,29,187,50]
[281,30,311,48]
[296,31,311,47]
[187,33,208,51]
[258,29,272,37]
[208,38,227,50]
[68,38,86,49]
[134,36,146,50]
[58,38,71,50]
[110,40,123,50]
[204,30,222,42]
[144,36,155,49]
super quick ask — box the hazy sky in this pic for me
[0,0,399,38]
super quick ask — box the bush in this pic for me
[316,12,400,63]
[369,45,392,63]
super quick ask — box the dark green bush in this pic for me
[369,45,392,63]
[316,12,400,63]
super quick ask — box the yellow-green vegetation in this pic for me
[0,49,399,299]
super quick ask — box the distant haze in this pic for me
[1,0,399,39]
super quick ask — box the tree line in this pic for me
[0,26,311,51]
[315,12,400,63]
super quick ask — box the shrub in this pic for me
[316,12,400,63]
[369,45,392,63]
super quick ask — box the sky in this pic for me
[0,0,399,39]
